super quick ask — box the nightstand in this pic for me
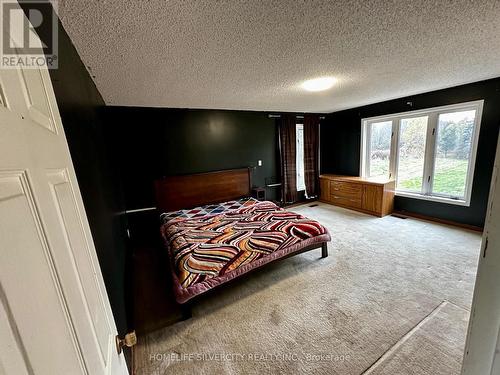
[251,187,266,201]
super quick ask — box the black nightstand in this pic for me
[251,187,266,201]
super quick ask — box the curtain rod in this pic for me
[268,114,326,120]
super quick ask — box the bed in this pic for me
[155,168,331,315]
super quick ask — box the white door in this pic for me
[461,133,500,375]
[0,5,128,375]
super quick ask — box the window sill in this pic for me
[395,191,470,207]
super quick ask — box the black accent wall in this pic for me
[321,78,500,227]
[102,107,281,210]
[23,6,130,334]
[24,4,500,340]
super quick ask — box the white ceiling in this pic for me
[56,0,500,113]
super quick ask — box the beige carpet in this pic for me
[365,301,469,375]
[134,203,481,375]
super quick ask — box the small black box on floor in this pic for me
[251,187,266,201]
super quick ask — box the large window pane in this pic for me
[369,121,392,178]
[296,124,305,191]
[396,116,428,192]
[432,110,476,198]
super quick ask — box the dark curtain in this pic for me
[304,114,320,198]
[278,114,298,204]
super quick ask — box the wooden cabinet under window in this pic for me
[319,175,395,217]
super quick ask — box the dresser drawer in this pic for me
[330,181,362,200]
[330,194,362,208]
[320,175,395,217]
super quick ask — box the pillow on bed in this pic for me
[160,196,259,224]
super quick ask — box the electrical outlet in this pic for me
[258,160,262,166]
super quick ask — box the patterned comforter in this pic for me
[160,197,260,223]
[161,200,331,303]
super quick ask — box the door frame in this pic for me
[461,133,500,375]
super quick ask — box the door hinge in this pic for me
[483,237,488,258]
[432,128,436,135]
[116,331,137,354]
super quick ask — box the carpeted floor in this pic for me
[365,301,469,375]
[134,203,481,375]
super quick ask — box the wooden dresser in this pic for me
[319,175,395,217]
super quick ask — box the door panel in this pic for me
[48,170,113,365]
[0,172,85,374]
[0,286,31,375]
[0,4,127,374]
[491,328,500,374]
[47,169,110,368]
[0,173,33,375]
[17,66,56,133]
[0,80,8,109]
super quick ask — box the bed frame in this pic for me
[154,168,329,319]
[178,241,328,319]
[154,168,252,212]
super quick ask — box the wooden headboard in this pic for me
[154,168,252,212]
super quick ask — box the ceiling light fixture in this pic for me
[301,77,337,92]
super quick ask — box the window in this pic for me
[296,124,305,191]
[396,116,428,192]
[361,101,483,206]
[367,121,393,178]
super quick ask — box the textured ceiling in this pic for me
[55,0,500,113]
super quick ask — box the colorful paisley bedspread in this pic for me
[161,200,330,300]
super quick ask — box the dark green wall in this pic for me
[23,5,130,334]
[27,3,499,342]
[321,77,500,227]
[103,107,281,210]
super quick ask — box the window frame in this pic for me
[360,100,483,207]
[296,123,306,192]
[393,114,431,194]
[362,119,396,180]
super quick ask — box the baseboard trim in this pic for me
[283,199,318,209]
[392,210,483,232]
